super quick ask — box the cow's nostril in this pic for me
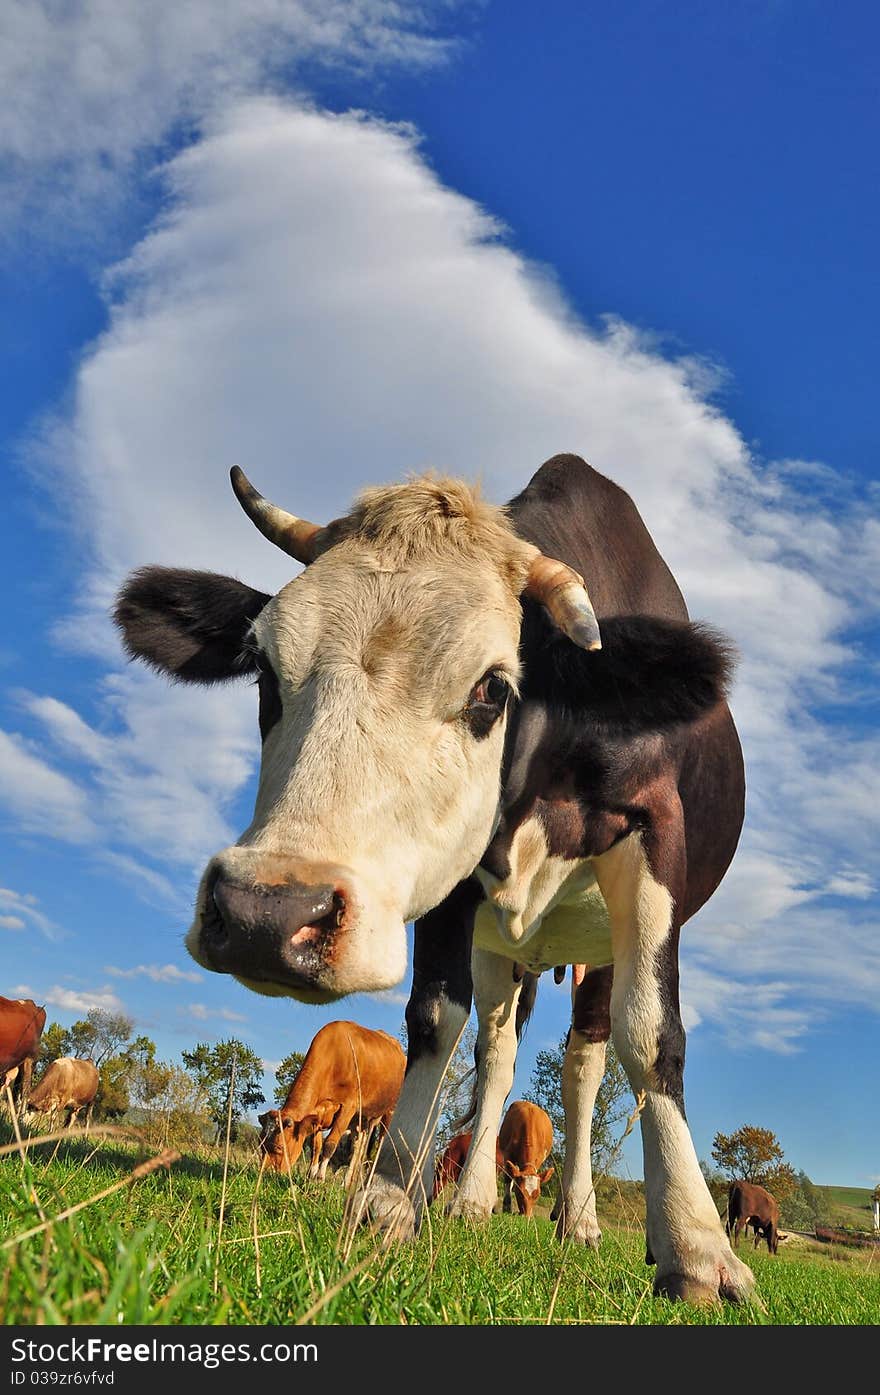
[291,889,346,942]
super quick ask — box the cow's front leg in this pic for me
[357,880,479,1241]
[450,947,521,1222]
[554,965,612,1249]
[594,830,755,1305]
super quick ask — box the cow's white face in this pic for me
[187,545,524,1000]
[116,472,599,1006]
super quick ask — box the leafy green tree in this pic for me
[274,1051,307,1105]
[525,1035,631,1177]
[181,1038,265,1142]
[38,1022,68,1063]
[65,1011,134,1067]
[711,1124,797,1200]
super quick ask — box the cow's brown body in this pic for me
[259,1021,405,1180]
[726,1181,780,1255]
[26,1057,100,1130]
[497,1101,555,1217]
[0,997,46,1118]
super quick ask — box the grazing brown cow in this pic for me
[0,996,46,1118]
[726,1181,780,1255]
[432,1130,504,1201]
[25,1057,100,1131]
[497,1100,555,1218]
[258,1021,405,1181]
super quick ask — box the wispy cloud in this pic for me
[33,984,127,1015]
[0,730,96,844]
[186,1003,247,1023]
[0,0,463,234]
[0,886,62,940]
[106,963,202,984]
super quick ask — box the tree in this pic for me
[65,1011,134,1067]
[181,1038,265,1142]
[525,1036,632,1177]
[38,1022,68,1063]
[274,1051,307,1105]
[711,1124,797,1200]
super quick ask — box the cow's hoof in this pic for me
[353,1176,417,1243]
[655,1255,757,1307]
[447,1196,494,1224]
[556,1216,602,1251]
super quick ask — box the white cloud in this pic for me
[12,96,879,1051]
[186,1003,248,1023]
[105,963,202,984]
[41,984,126,1015]
[0,0,462,234]
[0,730,96,843]
[0,887,62,941]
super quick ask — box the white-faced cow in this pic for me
[258,1020,405,1182]
[0,996,46,1119]
[25,1057,100,1131]
[726,1181,780,1255]
[497,1101,555,1218]
[114,453,754,1304]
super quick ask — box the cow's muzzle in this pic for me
[197,869,348,994]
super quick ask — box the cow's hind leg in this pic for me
[356,879,479,1241]
[595,831,755,1305]
[554,966,612,1250]
[450,947,522,1223]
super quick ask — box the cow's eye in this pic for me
[470,671,509,708]
[463,669,510,737]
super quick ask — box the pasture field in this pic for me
[1,1129,878,1327]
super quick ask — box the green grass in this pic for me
[817,1185,876,1229]
[1,1129,878,1326]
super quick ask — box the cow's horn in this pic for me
[230,466,324,564]
[523,553,601,651]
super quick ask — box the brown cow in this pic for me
[497,1100,555,1218]
[258,1021,405,1182]
[432,1130,504,1201]
[25,1057,100,1131]
[726,1181,780,1255]
[0,996,46,1119]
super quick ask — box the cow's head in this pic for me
[505,1161,555,1217]
[115,468,600,1004]
[257,1108,303,1173]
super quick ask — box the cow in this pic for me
[432,1130,505,1202]
[24,1057,100,1131]
[257,1021,405,1182]
[497,1101,555,1218]
[113,452,755,1304]
[726,1181,780,1255]
[0,996,46,1119]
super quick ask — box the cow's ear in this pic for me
[539,1166,555,1184]
[114,566,271,684]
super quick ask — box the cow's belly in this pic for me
[473,877,613,974]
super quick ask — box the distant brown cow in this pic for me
[726,1180,780,1255]
[497,1100,555,1218]
[25,1057,100,1131]
[432,1130,504,1201]
[0,996,46,1118]
[259,1021,405,1182]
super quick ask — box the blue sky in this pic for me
[1,1,877,1189]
